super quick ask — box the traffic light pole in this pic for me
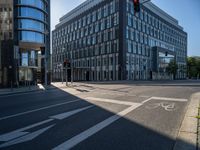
[66,66,68,86]
[71,51,73,85]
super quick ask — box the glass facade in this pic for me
[16,0,50,83]
[18,7,45,21]
[19,31,44,43]
[18,0,45,10]
[53,0,120,81]
[18,19,45,32]
[52,0,187,81]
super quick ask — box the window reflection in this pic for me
[18,19,45,32]
[22,52,28,66]
[158,52,174,72]
[18,0,45,10]
[19,7,45,21]
[19,31,44,43]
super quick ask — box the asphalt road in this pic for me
[0,80,200,150]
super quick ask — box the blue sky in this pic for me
[51,0,200,56]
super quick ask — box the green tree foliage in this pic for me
[166,60,178,80]
[187,57,200,79]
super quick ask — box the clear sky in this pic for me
[51,0,200,56]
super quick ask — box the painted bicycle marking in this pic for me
[145,102,177,111]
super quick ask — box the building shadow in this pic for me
[0,84,197,150]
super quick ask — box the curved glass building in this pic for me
[0,0,50,87]
[14,0,50,84]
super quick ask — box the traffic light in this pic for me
[63,60,67,67]
[63,59,70,68]
[133,0,140,13]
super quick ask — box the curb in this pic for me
[173,92,200,150]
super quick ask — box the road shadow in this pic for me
[0,84,197,150]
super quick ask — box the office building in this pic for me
[0,0,51,87]
[52,0,187,81]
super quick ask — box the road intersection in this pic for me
[0,81,199,150]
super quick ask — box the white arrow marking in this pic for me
[0,105,93,142]
[0,124,55,148]
[50,105,94,120]
[53,103,141,150]
[0,119,53,142]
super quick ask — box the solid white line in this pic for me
[141,97,152,104]
[53,103,141,150]
[85,97,135,106]
[141,96,188,104]
[0,99,80,121]
[0,119,53,142]
[151,97,188,102]
[50,105,94,120]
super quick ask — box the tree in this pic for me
[187,57,200,79]
[166,60,178,80]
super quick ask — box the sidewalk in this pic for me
[173,92,200,150]
[0,84,55,96]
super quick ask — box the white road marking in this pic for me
[86,97,135,106]
[152,97,188,102]
[0,124,55,148]
[53,103,141,150]
[146,102,177,111]
[0,119,53,142]
[0,99,80,121]
[0,105,93,143]
[141,97,152,104]
[50,105,94,120]
[142,96,188,104]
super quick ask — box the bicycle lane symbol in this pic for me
[145,102,177,111]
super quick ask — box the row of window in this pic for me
[127,40,150,57]
[54,26,119,51]
[0,7,12,12]
[54,0,119,38]
[127,14,186,48]
[18,0,47,10]
[20,50,38,67]
[126,0,186,40]
[53,12,119,42]
[18,7,46,21]
[18,31,44,43]
[53,39,119,63]
[18,19,45,32]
